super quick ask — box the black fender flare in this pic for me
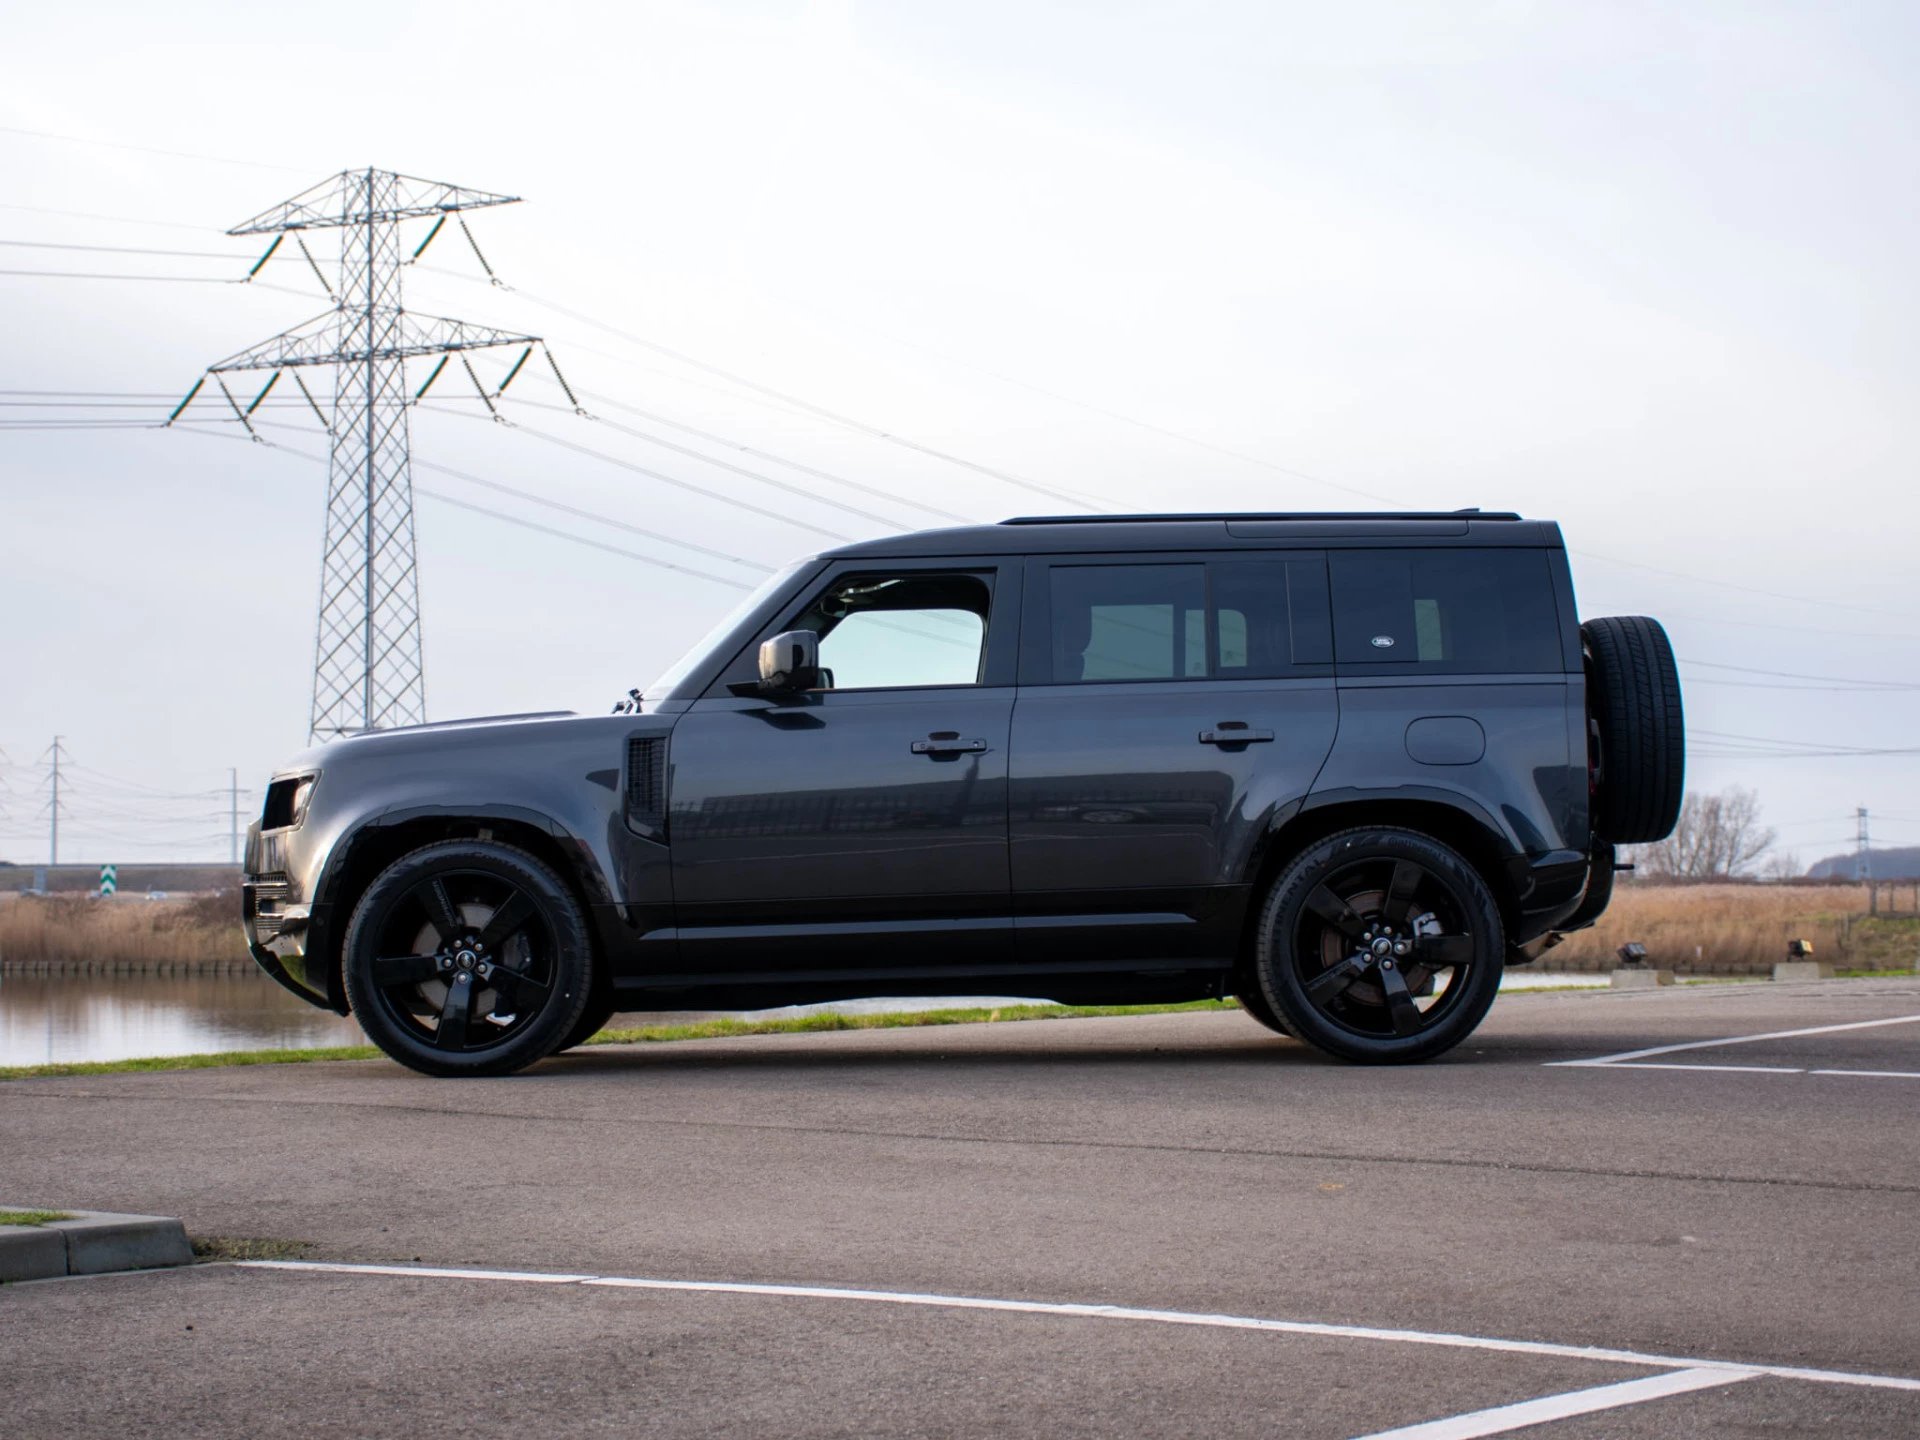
[1245,785,1535,902]
[310,802,618,1012]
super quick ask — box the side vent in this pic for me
[625,736,668,837]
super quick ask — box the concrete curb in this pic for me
[0,1209,192,1282]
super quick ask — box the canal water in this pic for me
[0,968,1607,1068]
[0,971,367,1067]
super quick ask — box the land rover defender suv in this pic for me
[242,511,1684,1076]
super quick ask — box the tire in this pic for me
[554,991,621,1054]
[1252,827,1505,1064]
[1582,616,1685,844]
[341,840,595,1078]
[1236,984,1293,1037]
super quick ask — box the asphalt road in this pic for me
[4,978,1919,1438]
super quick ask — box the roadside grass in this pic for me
[192,1236,313,1261]
[0,1000,1239,1081]
[0,1210,74,1226]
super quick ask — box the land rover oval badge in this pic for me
[1370,635,1396,648]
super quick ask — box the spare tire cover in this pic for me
[1581,615,1685,844]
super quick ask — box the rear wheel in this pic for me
[1253,828,1503,1064]
[341,840,594,1077]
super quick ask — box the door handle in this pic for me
[1199,723,1274,746]
[912,736,989,756]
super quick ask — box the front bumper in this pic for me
[241,820,337,1011]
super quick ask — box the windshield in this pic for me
[643,559,810,701]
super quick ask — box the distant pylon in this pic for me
[173,169,540,741]
[1856,806,1871,881]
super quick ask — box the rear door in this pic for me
[666,558,1020,977]
[1008,553,1339,964]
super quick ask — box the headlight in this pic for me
[263,773,320,830]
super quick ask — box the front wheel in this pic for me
[1251,828,1504,1064]
[341,840,595,1077]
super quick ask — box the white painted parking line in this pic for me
[231,1259,1920,1395]
[1811,1068,1920,1080]
[1350,1366,1752,1440]
[1547,1012,1920,1075]
[1581,1062,1803,1074]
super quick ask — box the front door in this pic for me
[667,560,1019,978]
[1009,553,1340,964]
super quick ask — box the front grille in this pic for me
[626,736,668,835]
[243,873,292,942]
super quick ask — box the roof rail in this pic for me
[998,510,1521,525]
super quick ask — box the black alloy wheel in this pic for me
[1253,827,1503,1063]
[342,840,593,1077]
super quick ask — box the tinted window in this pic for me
[801,572,991,689]
[1050,564,1205,682]
[1329,549,1561,673]
[1045,559,1329,683]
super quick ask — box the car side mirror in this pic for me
[756,629,820,694]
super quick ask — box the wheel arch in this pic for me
[311,806,609,1015]
[1239,791,1524,963]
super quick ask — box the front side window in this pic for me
[800,572,991,690]
[1329,549,1561,673]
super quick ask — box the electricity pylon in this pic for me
[175,169,540,741]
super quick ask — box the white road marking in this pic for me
[1547,1012,1920,1071]
[1811,1068,1920,1079]
[232,1260,1920,1394]
[1573,1062,1803,1074]
[1349,1367,1752,1440]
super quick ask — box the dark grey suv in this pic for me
[242,511,1683,1075]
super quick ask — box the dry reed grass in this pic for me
[0,893,246,967]
[1546,881,1913,973]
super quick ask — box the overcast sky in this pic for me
[2,0,1916,869]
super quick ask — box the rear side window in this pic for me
[1043,559,1331,684]
[1329,549,1561,673]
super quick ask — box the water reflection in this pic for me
[0,971,365,1066]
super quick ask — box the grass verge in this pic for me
[0,1210,74,1226]
[0,1000,1238,1081]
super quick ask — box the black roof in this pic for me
[826,511,1562,559]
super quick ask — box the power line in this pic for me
[1680,658,1920,689]
[0,201,212,231]
[423,406,856,542]
[1571,548,1909,620]
[0,122,309,173]
[426,398,918,532]
[439,274,1098,509]
[0,238,243,259]
[409,452,773,573]
[519,384,972,525]
[170,423,772,592]
[417,490,754,591]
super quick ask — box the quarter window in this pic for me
[1328,549,1561,673]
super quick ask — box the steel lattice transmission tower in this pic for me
[185,169,540,741]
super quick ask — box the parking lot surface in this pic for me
[4,978,1918,1437]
